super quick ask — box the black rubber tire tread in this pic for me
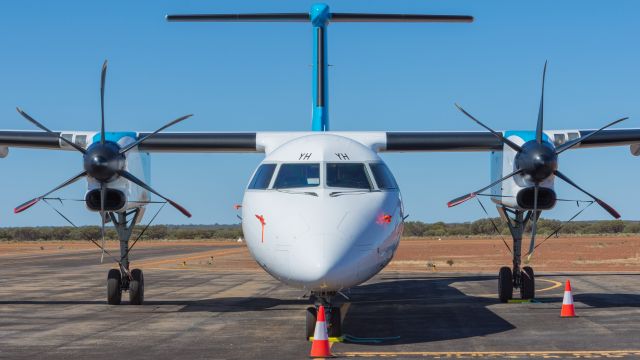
[306,307,317,339]
[328,306,342,338]
[498,266,513,303]
[107,268,122,305]
[521,266,535,299]
[129,268,144,305]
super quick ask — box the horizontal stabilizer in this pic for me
[166,13,309,22]
[330,13,473,23]
[166,13,473,23]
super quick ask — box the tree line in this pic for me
[0,219,638,241]
[402,219,638,237]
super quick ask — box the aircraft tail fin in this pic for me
[167,5,473,132]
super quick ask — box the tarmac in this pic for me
[1,242,640,359]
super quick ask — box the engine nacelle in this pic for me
[490,131,557,211]
[83,133,151,220]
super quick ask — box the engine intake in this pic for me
[516,187,556,210]
[85,189,126,212]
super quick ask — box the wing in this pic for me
[0,130,63,150]
[0,131,261,153]
[381,129,640,152]
[2,129,640,154]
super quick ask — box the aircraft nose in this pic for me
[292,231,351,290]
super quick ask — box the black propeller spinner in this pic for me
[83,141,125,182]
[447,61,627,259]
[14,60,193,260]
[515,140,558,183]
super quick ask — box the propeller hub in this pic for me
[83,141,125,182]
[515,141,558,183]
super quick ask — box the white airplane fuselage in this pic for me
[241,133,404,292]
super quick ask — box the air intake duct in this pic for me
[85,189,126,212]
[516,187,556,210]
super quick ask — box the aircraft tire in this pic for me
[129,269,144,305]
[107,268,122,305]
[498,266,513,303]
[305,306,317,339]
[521,266,535,300]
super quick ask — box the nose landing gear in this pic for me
[498,207,536,302]
[306,292,342,339]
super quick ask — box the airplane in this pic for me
[1,3,639,338]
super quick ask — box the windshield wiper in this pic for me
[275,189,318,197]
[329,189,380,197]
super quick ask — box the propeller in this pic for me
[448,61,626,258]
[14,60,193,220]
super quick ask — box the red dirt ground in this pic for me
[1,236,639,273]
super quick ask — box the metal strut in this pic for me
[502,206,534,289]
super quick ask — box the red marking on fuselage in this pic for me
[255,214,266,242]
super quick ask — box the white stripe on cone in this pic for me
[313,320,328,340]
[563,290,574,305]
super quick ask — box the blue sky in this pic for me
[0,1,638,226]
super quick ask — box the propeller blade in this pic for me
[554,170,620,219]
[119,114,193,154]
[16,107,87,154]
[527,185,540,260]
[454,103,522,152]
[448,169,523,207]
[117,170,192,217]
[555,117,629,155]
[100,183,106,263]
[100,60,108,144]
[535,61,547,144]
[14,171,87,213]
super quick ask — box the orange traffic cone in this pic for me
[560,280,576,317]
[310,305,333,358]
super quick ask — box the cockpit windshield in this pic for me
[248,164,276,190]
[326,163,371,189]
[369,163,398,190]
[273,163,320,189]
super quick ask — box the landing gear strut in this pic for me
[105,209,145,305]
[498,207,536,302]
[306,292,342,339]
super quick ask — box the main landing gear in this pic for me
[498,207,536,302]
[105,210,145,305]
[305,292,342,339]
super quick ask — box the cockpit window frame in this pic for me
[248,161,399,192]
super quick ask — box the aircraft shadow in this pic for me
[341,275,512,345]
[540,293,640,308]
[0,297,309,312]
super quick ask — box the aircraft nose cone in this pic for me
[293,231,349,290]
